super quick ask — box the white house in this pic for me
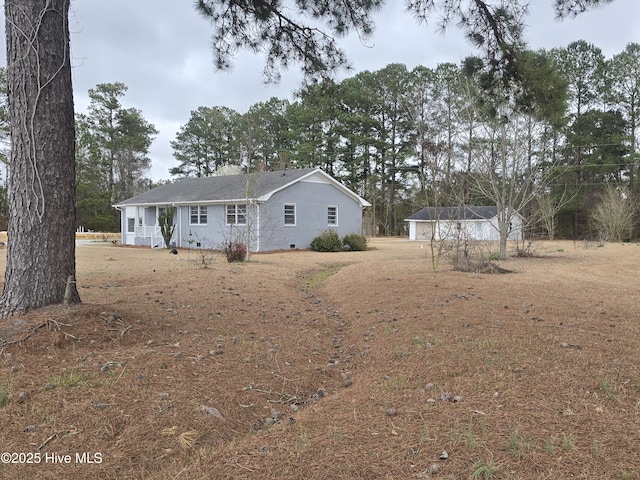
[113,168,371,251]
[405,206,524,241]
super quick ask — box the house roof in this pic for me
[405,206,502,222]
[113,167,371,208]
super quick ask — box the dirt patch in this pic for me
[0,239,639,479]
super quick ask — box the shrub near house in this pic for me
[342,233,367,251]
[311,231,367,252]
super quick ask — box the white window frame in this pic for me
[226,204,247,225]
[127,217,135,233]
[327,205,338,226]
[284,203,296,226]
[190,205,208,225]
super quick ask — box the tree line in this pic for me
[0,40,634,241]
[165,40,640,241]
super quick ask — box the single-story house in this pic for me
[113,167,371,251]
[405,206,524,241]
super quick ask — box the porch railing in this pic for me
[134,226,165,249]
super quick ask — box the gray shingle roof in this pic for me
[114,168,320,206]
[405,206,499,221]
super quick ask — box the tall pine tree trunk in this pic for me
[1,0,80,318]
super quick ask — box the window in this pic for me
[127,217,135,233]
[327,206,338,226]
[284,204,296,225]
[190,206,208,225]
[226,204,247,225]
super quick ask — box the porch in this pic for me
[134,225,165,249]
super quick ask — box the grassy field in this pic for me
[0,238,639,479]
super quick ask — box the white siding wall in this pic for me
[123,206,138,245]
[408,214,523,242]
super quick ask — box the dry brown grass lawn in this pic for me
[0,238,639,479]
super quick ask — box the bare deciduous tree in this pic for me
[468,107,563,257]
[591,185,637,242]
[533,189,574,240]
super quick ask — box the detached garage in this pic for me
[405,206,523,242]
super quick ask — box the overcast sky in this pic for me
[5,1,640,180]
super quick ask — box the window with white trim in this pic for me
[327,205,338,226]
[226,204,247,225]
[190,206,208,225]
[127,217,135,233]
[284,204,296,225]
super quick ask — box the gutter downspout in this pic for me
[114,206,124,244]
[177,205,182,248]
[256,203,260,252]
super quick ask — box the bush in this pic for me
[342,233,367,251]
[310,230,342,252]
[451,242,511,274]
[224,240,247,262]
